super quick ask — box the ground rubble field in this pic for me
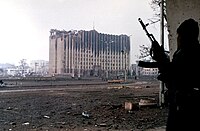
[0,79,168,131]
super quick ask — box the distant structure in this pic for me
[29,60,49,75]
[49,29,130,78]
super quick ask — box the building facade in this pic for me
[49,29,130,78]
[29,60,49,76]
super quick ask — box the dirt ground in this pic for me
[0,78,168,131]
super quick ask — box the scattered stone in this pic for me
[139,99,157,108]
[82,111,90,118]
[44,115,50,119]
[22,122,30,126]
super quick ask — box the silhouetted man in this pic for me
[152,18,200,130]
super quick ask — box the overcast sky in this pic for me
[0,0,168,65]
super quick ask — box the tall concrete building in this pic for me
[49,29,130,78]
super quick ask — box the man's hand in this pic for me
[150,40,169,63]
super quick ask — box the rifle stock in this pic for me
[138,61,159,68]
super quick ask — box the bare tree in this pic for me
[149,0,167,24]
[19,59,28,76]
[138,45,152,61]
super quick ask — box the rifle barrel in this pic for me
[138,18,155,42]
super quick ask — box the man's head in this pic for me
[177,18,199,48]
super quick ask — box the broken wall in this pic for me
[166,0,200,59]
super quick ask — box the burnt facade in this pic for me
[49,29,130,78]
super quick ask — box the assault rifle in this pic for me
[138,18,169,68]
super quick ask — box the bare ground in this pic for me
[0,79,168,131]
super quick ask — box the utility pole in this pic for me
[124,52,127,82]
[159,0,165,107]
[121,49,126,82]
[106,42,108,80]
[124,48,127,82]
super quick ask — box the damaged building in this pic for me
[49,29,130,78]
